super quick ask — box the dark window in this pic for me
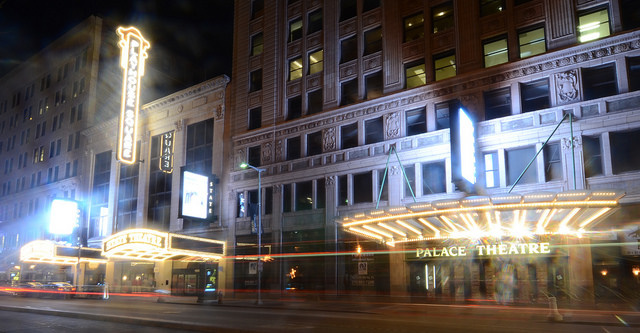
[484,87,511,120]
[480,0,505,17]
[340,36,357,63]
[148,135,172,231]
[340,0,357,21]
[363,27,382,55]
[353,171,372,204]
[628,56,640,92]
[307,131,322,156]
[265,187,273,215]
[341,78,358,106]
[251,33,263,56]
[185,119,213,175]
[248,107,262,130]
[287,96,302,120]
[362,0,380,12]
[582,63,617,100]
[404,12,424,42]
[249,69,262,92]
[365,71,383,100]
[436,100,458,130]
[338,175,348,206]
[283,184,292,212]
[610,129,640,174]
[583,136,603,178]
[377,169,388,202]
[251,0,264,19]
[365,117,383,144]
[506,146,537,185]
[404,165,416,198]
[116,145,139,231]
[308,89,323,115]
[432,2,453,33]
[308,9,322,34]
[316,178,326,209]
[621,0,640,30]
[89,151,111,238]
[248,145,261,167]
[295,180,313,211]
[287,136,301,160]
[422,162,446,194]
[341,122,358,149]
[520,78,550,112]
[406,107,426,136]
[544,143,562,181]
[289,18,303,42]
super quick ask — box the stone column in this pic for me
[568,237,595,305]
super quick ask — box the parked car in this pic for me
[14,282,43,297]
[41,282,76,299]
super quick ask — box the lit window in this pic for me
[483,152,499,188]
[480,0,504,17]
[578,8,610,43]
[289,58,303,81]
[483,37,508,67]
[432,2,453,33]
[309,50,323,75]
[405,62,426,89]
[251,33,263,56]
[404,12,424,42]
[519,27,545,58]
[434,52,456,81]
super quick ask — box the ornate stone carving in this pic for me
[275,139,283,162]
[385,112,400,139]
[562,136,582,150]
[262,141,272,163]
[555,70,579,104]
[390,165,400,176]
[174,119,183,132]
[272,184,282,193]
[323,127,336,152]
[235,148,245,169]
[326,175,335,186]
[215,104,224,120]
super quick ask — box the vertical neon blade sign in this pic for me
[116,27,150,164]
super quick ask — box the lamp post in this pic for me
[240,162,265,305]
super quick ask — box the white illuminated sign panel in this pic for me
[160,130,174,173]
[181,171,209,219]
[416,242,551,258]
[458,108,476,184]
[116,27,150,164]
[49,199,80,235]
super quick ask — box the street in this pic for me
[1,294,640,332]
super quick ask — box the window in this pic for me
[309,49,323,75]
[248,145,261,167]
[506,146,537,185]
[341,122,358,149]
[148,135,172,230]
[484,87,511,120]
[251,0,264,19]
[432,2,453,33]
[340,36,357,63]
[365,71,383,100]
[377,169,388,202]
[434,52,456,81]
[265,187,273,215]
[610,129,640,174]
[295,181,312,211]
[340,0,357,21]
[237,192,245,217]
[287,136,301,160]
[578,7,610,43]
[520,78,550,112]
[484,36,508,67]
[621,0,640,30]
[544,143,562,181]
[308,9,322,34]
[340,78,358,106]
[287,96,302,120]
[251,33,263,56]
[405,62,426,89]
[362,0,380,12]
[249,69,262,92]
[406,108,426,136]
[583,135,602,178]
[582,63,618,101]
[404,12,424,42]
[307,131,322,156]
[289,18,303,42]
[436,100,457,130]
[480,0,505,17]
[283,184,292,212]
[519,27,545,58]
[289,57,303,81]
[89,151,111,238]
[338,175,348,206]
[628,56,640,92]
[248,107,262,130]
[363,27,382,55]
[185,119,214,175]
[404,165,416,198]
[316,178,325,209]
[422,162,446,194]
[365,117,383,144]
[483,152,499,188]
[116,146,140,231]
[308,89,323,115]
[353,171,373,204]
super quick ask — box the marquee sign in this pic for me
[103,229,167,254]
[416,242,551,258]
[160,130,175,173]
[116,27,150,164]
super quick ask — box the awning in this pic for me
[339,190,625,246]
[20,240,107,265]
[102,228,225,261]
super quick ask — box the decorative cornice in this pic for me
[141,75,229,112]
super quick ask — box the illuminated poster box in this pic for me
[450,106,477,192]
[179,169,218,221]
[49,199,80,235]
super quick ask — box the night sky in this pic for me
[0,0,234,99]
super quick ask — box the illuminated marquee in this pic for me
[116,27,150,164]
[416,242,551,258]
[160,130,175,173]
[103,229,167,253]
[20,240,107,265]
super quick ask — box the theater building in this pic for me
[226,0,640,306]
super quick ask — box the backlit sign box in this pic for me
[450,106,477,191]
[179,169,218,221]
[160,130,175,173]
[116,27,150,164]
[49,199,80,235]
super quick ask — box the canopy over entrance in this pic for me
[20,240,106,265]
[339,190,625,246]
[101,228,225,262]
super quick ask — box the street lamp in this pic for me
[240,162,265,305]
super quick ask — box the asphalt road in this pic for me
[1,294,640,332]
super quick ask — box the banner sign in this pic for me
[160,130,174,173]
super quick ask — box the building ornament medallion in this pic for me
[555,70,580,104]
